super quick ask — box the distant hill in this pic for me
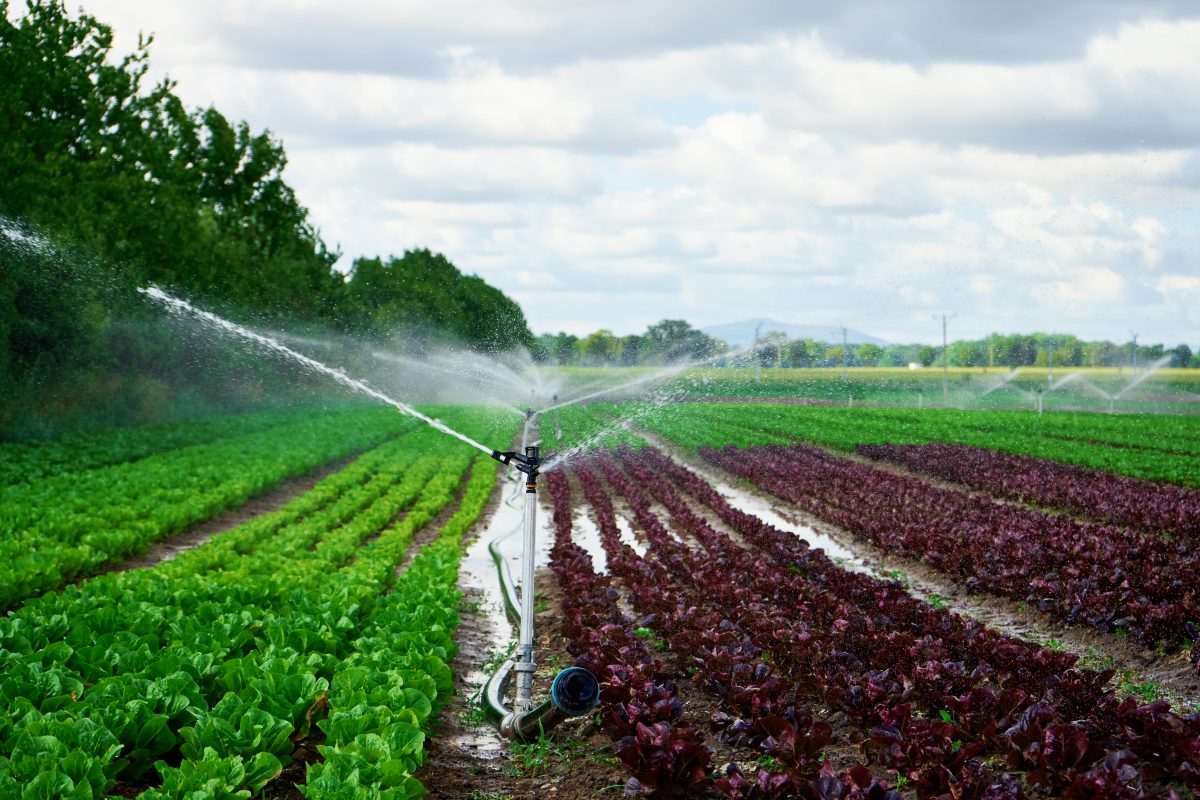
[700,319,888,348]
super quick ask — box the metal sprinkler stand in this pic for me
[483,444,598,740]
[489,444,542,712]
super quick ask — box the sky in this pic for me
[75,1,1200,344]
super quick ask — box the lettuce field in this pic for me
[2,400,1199,798]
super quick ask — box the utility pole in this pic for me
[934,313,955,406]
[1047,337,1054,385]
[1129,331,1139,370]
[754,323,762,383]
[988,335,995,373]
[841,326,848,382]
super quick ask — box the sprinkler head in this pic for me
[490,445,541,478]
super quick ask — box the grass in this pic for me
[506,732,587,777]
[480,643,516,675]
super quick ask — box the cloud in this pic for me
[73,0,1200,345]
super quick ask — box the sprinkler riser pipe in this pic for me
[516,470,538,711]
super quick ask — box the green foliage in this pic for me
[343,250,532,352]
[0,407,414,606]
[141,747,282,800]
[643,403,1200,486]
[0,407,520,796]
[533,319,724,366]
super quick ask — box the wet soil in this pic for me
[415,539,627,799]
[96,455,358,577]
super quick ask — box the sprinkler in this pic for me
[484,444,599,740]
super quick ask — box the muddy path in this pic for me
[636,431,1200,713]
[415,468,627,799]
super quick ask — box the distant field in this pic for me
[549,365,1200,414]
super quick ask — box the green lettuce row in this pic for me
[137,452,471,799]
[539,402,646,456]
[0,406,332,489]
[301,454,504,800]
[0,408,415,608]
[0,408,518,798]
[0,434,450,796]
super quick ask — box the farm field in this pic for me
[540,445,1200,797]
[3,398,1200,798]
[551,365,1200,415]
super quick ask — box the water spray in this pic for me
[138,287,597,739]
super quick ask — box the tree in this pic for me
[1172,343,1193,368]
[342,249,532,351]
[643,320,723,363]
[551,333,580,365]
[619,335,643,366]
[580,329,621,365]
[855,343,884,367]
[783,339,810,368]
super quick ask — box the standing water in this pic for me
[138,287,496,455]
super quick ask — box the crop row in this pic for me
[856,442,1200,541]
[0,407,416,609]
[545,468,715,797]
[551,462,909,798]
[305,443,505,800]
[0,406,331,488]
[701,443,1200,654]
[639,403,1200,487]
[0,410,517,798]
[570,446,1200,796]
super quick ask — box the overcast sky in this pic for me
[77,1,1200,344]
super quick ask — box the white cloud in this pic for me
[70,1,1200,344]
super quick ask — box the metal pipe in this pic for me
[482,442,598,739]
[502,666,599,740]
[514,468,538,711]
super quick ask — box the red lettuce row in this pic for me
[856,442,1200,541]
[564,461,902,799]
[593,447,1200,796]
[702,443,1199,653]
[544,469,713,797]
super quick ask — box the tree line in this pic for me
[0,1,531,437]
[532,320,725,366]
[536,328,1198,369]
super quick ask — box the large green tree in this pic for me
[342,250,533,352]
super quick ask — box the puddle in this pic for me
[616,514,648,557]
[681,455,867,570]
[458,469,554,683]
[572,509,609,574]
